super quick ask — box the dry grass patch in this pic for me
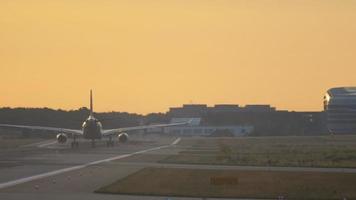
[161,136,356,168]
[96,167,356,199]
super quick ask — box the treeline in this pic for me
[0,107,169,130]
[0,107,328,136]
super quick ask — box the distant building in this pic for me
[168,104,208,118]
[209,104,241,113]
[324,87,356,134]
[166,103,326,136]
[244,105,276,112]
[165,118,254,136]
[167,104,276,118]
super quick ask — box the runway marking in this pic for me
[20,140,55,148]
[171,137,181,145]
[37,141,57,148]
[0,138,181,190]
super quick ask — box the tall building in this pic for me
[324,87,356,134]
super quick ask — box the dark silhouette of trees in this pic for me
[0,107,149,130]
[0,107,326,136]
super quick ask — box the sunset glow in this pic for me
[1,0,356,114]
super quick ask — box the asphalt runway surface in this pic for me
[1,135,355,200]
[0,135,238,200]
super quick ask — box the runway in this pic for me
[0,135,242,200]
[0,135,184,199]
[1,135,355,200]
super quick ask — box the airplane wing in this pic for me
[102,121,190,136]
[0,124,82,135]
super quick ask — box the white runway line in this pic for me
[20,140,55,148]
[0,138,181,190]
[171,137,181,145]
[37,141,57,148]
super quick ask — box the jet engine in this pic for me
[118,132,129,143]
[56,133,68,144]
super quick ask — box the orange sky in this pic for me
[0,0,356,114]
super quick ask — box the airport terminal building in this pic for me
[163,104,277,136]
[168,104,277,118]
[164,103,326,136]
[164,87,356,136]
[165,118,254,136]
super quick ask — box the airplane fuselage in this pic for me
[82,116,102,140]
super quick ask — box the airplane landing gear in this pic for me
[106,136,115,147]
[71,135,79,148]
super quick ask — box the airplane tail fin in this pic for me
[90,90,93,116]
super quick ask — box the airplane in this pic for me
[0,90,190,148]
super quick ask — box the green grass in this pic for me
[96,167,356,199]
[161,135,356,168]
